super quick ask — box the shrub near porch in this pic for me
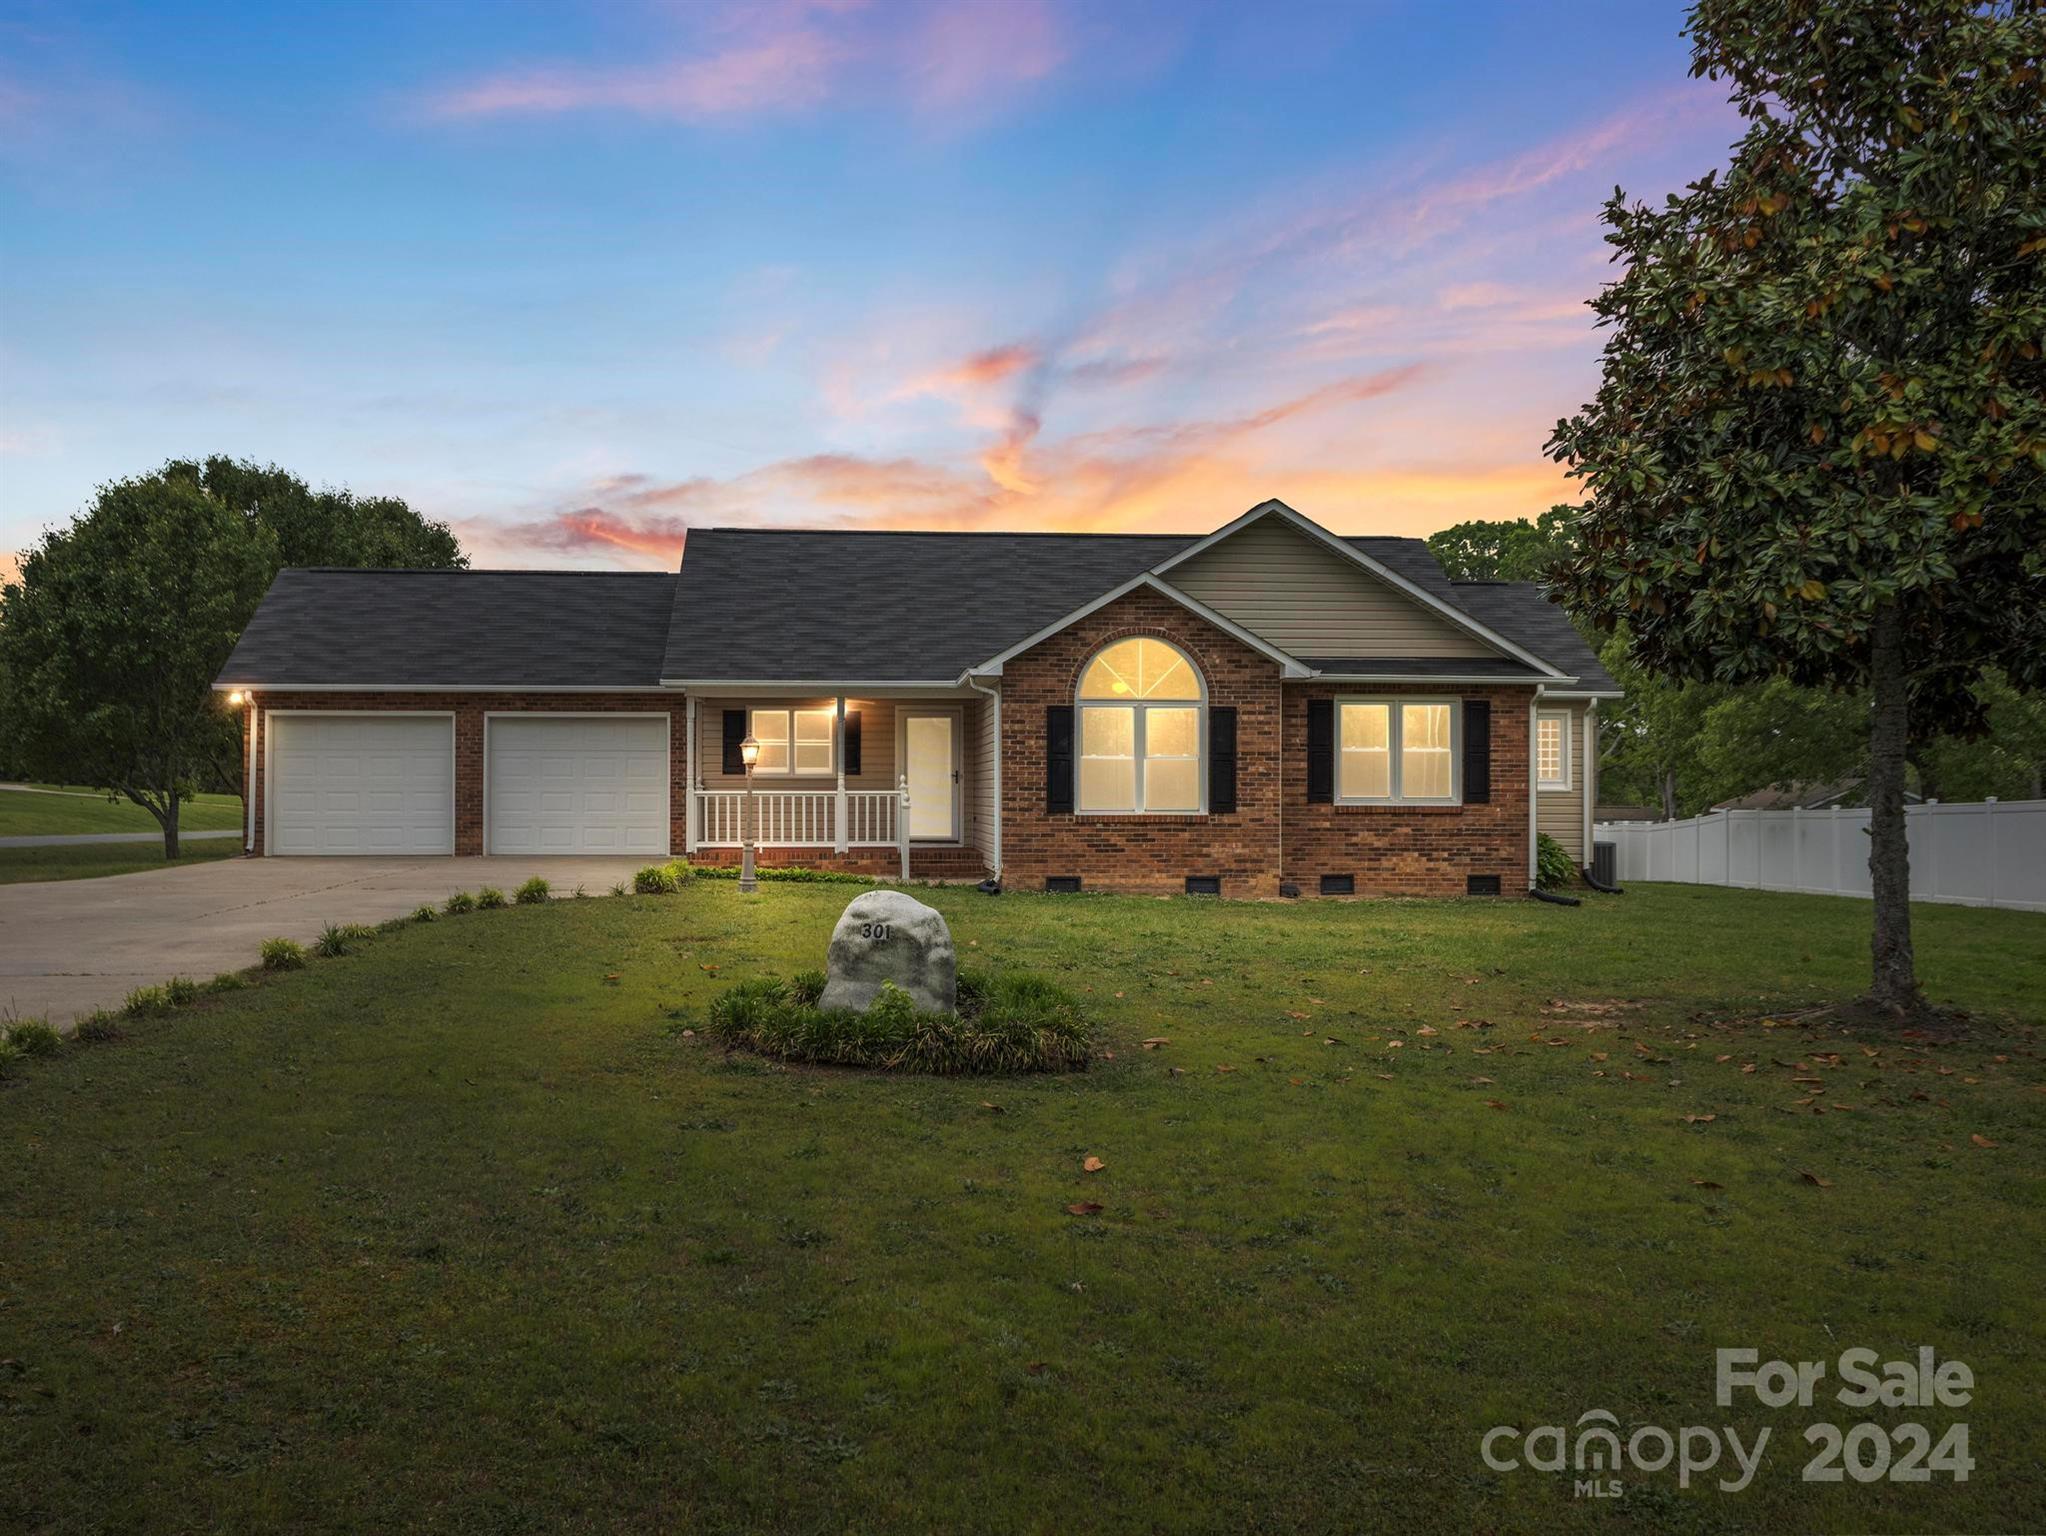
[0,883,2040,1533]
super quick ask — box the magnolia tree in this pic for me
[1549,0,2045,1015]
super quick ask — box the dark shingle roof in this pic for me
[662,530,1189,682]
[221,519,1620,694]
[218,569,678,688]
[665,526,1617,689]
[1443,580,1619,693]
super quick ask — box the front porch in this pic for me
[681,691,996,882]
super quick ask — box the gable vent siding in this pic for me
[1164,516,1495,658]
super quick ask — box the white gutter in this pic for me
[212,682,673,694]
[966,674,1002,882]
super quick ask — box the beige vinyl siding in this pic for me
[1163,515,1498,658]
[695,698,899,789]
[968,691,998,863]
[1535,700,1590,861]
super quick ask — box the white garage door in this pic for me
[268,714,454,855]
[486,715,670,855]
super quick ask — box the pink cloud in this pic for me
[422,0,1070,124]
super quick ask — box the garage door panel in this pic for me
[269,715,454,856]
[487,716,669,856]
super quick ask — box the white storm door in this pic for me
[486,715,669,855]
[903,712,960,841]
[268,714,454,855]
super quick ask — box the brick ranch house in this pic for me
[216,499,1619,898]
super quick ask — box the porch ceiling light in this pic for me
[226,690,247,708]
[740,734,761,768]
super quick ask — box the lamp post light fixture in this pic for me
[738,733,761,893]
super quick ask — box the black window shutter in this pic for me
[1463,699,1491,804]
[1208,706,1238,813]
[843,710,862,777]
[1047,706,1075,813]
[1306,698,1334,804]
[722,709,747,774]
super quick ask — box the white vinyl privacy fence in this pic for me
[1594,800,2046,912]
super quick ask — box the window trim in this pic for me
[748,705,835,777]
[1075,637,1208,816]
[1536,708,1572,791]
[1334,696,1462,806]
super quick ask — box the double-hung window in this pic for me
[1336,699,1460,804]
[1076,637,1204,813]
[749,707,834,775]
[1536,710,1571,789]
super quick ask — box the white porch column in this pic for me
[834,695,848,853]
[899,772,911,881]
[683,696,699,854]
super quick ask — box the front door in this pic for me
[903,711,960,841]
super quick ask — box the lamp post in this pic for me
[738,734,761,893]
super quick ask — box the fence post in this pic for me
[1985,798,1998,907]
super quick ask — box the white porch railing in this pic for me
[695,787,902,848]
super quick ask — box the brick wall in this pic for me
[998,589,1287,897]
[243,692,686,856]
[1280,682,1532,896]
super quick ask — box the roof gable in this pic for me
[1160,510,1499,659]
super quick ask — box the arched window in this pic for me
[1076,637,1204,813]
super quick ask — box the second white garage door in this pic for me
[486,715,670,855]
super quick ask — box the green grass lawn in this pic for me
[0,838,240,884]
[2,883,2041,1534]
[0,785,243,838]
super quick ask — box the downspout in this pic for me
[1527,687,1541,892]
[244,696,257,853]
[966,674,1001,887]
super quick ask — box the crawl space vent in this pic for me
[1466,874,1502,896]
[1044,876,1082,894]
[1184,875,1221,896]
[1319,873,1356,896]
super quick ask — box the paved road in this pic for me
[0,830,242,848]
[0,856,654,1026]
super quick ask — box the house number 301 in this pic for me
[859,922,891,941]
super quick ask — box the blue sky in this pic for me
[0,0,1739,573]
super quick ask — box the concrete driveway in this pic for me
[0,856,653,1027]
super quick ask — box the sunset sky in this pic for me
[0,0,1742,575]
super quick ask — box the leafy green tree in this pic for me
[167,456,465,571]
[1695,678,1868,805]
[1918,669,2046,797]
[1426,510,1576,582]
[1548,0,2045,1016]
[1593,630,1729,817]
[0,474,277,856]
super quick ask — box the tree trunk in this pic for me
[1659,768,1678,821]
[161,795,182,860]
[1866,605,1919,1014]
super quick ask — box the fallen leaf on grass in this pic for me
[1082,1156,1106,1173]
[1066,1202,1103,1216]
[1683,1114,1717,1124]
[1140,1037,1171,1049]
[1715,1054,1733,1063]
[1484,1099,1509,1111]
[980,1101,1004,1113]
[1690,1178,1724,1190]
[1590,1051,1608,1062]
[1286,1010,1311,1020]
[698,963,719,974]
[1375,1073,1395,1081]
[678,1028,695,1039]
[1417,1025,1438,1036]
[1469,1076,1495,1085]
[1289,1077,1305,1087]
[1798,1169,1833,1188]
[1215,1065,1237,1074]
[603,973,621,984]
[1025,1362,1046,1376]
[1970,1134,1999,1149]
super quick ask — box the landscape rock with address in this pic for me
[818,889,957,1016]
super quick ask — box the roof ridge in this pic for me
[692,527,1201,539]
[285,566,676,576]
